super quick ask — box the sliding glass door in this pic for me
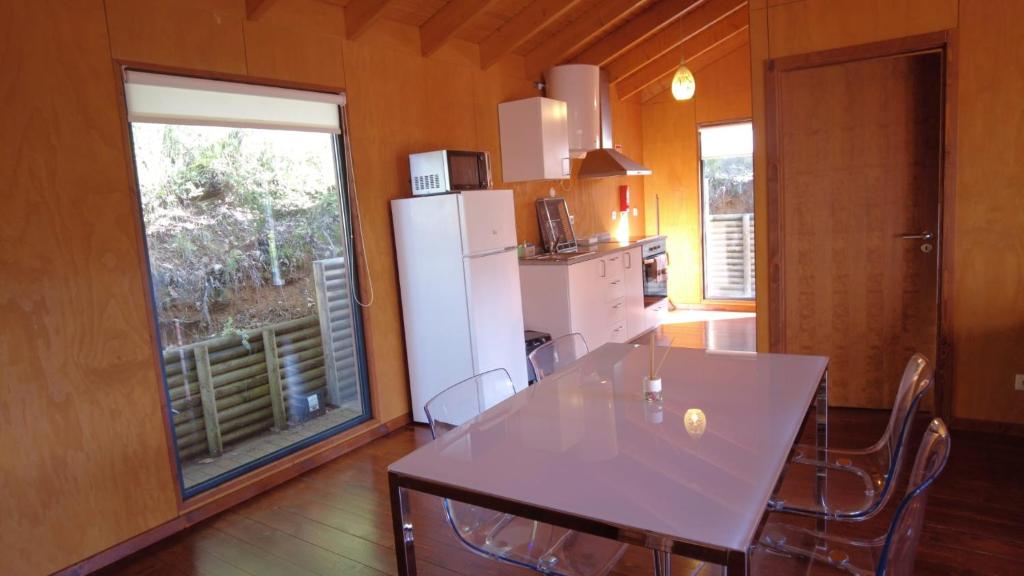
[699,123,755,301]
[124,72,370,497]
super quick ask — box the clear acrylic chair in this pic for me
[528,333,590,382]
[697,418,951,576]
[769,353,934,520]
[424,368,628,576]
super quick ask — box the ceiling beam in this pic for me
[479,0,586,69]
[245,0,280,20]
[421,0,500,57]
[638,27,748,102]
[573,0,703,67]
[523,0,647,80]
[606,0,746,83]
[617,7,749,100]
[346,0,396,41]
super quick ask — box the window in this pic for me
[124,72,370,496]
[700,122,755,300]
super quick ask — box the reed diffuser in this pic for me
[644,333,674,403]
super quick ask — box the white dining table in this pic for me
[388,343,829,575]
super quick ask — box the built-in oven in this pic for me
[641,236,669,326]
[642,236,668,301]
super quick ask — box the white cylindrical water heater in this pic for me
[545,64,600,158]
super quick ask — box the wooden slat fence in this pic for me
[705,213,755,299]
[313,257,361,409]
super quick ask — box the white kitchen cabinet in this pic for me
[645,298,669,333]
[623,247,645,338]
[520,248,646,352]
[498,97,571,182]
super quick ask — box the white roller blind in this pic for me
[699,123,753,159]
[124,71,345,133]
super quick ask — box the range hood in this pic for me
[578,148,652,177]
[546,64,652,179]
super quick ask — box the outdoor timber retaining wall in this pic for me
[165,315,327,460]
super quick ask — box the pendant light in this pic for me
[671,56,696,101]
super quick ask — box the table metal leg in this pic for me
[815,369,829,546]
[652,550,672,576]
[389,472,417,576]
[724,550,749,575]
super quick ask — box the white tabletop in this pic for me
[389,343,828,554]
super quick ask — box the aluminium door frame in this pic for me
[696,117,756,306]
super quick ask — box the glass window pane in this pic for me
[129,122,370,496]
[701,123,755,300]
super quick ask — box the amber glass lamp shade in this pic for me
[671,58,696,101]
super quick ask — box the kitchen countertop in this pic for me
[519,235,665,266]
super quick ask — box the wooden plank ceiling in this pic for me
[264,0,750,102]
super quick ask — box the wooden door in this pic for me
[771,51,942,408]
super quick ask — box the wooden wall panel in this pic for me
[640,39,751,306]
[340,20,480,423]
[642,99,701,304]
[694,43,752,124]
[105,0,247,74]
[750,6,770,347]
[243,0,347,87]
[952,0,1024,424]
[766,0,958,58]
[0,2,180,574]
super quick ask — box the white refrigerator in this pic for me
[391,189,528,423]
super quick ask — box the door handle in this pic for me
[899,231,934,241]
[600,260,606,278]
[625,252,631,269]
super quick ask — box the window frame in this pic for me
[121,69,373,500]
[697,119,756,305]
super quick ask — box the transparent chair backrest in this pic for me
[424,368,516,439]
[423,369,522,566]
[869,354,934,510]
[877,418,951,575]
[528,333,590,381]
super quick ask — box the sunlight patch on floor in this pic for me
[662,309,756,325]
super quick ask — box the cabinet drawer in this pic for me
[603,253,624,279]
[645,299,669,331]
[608,297,626,323]
[602,253,625,301]
[606,275,625,301]
[609,321,627,344]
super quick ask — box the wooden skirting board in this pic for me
[951,417,1024,438]
[55,412,412,576]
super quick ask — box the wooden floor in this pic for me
[100,313,1024,575]
[653,310,757,352]
[100,417,1024,575]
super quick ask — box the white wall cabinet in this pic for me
[498,97,571,182]
[520,247,647,351]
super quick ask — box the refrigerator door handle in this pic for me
[467,246,517,258]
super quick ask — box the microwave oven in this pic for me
[409,150,492,195]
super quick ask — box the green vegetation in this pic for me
[703,155,754,214]
[132,124,343,347]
